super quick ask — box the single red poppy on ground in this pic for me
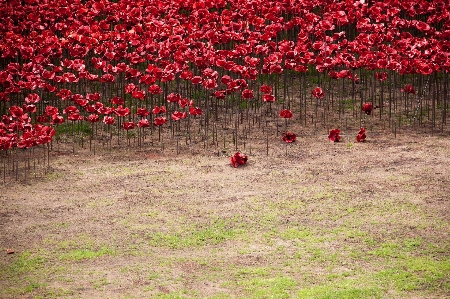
[328,129,341,142]
[153,116,167,126]
[362,102,373,115]
[279,109,293,118]
[230,152,248,168]
[122,122,135,130]
[312,87,325,99]
[282,132,296,143]
[171,111,187,121]
[356,127,366,142]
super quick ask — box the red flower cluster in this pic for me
[328,129,341,142]
[282,132,296,143]
[230,152,248,168]
[362,102,373,115]
[356,128,366,142]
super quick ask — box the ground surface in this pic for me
[1,129,449,298]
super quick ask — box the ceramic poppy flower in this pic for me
[103,116,115,125]
[122,122,135,130]
[241,89,254,99]
[262,94,275,102]
[111,97,124,106]
[148,84,163,94]
[9,106,24,118]
[171,111,187,121]
[114,105,130,117]
[230,152,248,168]
[362,102,373,115]
[152,106,166,114]
[401,84,416,94]
[51,114,65,124]
[282,132,296,143]
[137,108,150,117]
[153,117,167,126]
[356,128,366,142]
[328,129,341,142]
[131,89,146,100]
[189,107,202,116]
[279,109,293,118]
[312,87,324,99]
[260,84,273,94]
[137,119,150,128]
[86,114,100,123]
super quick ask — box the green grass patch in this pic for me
[59,246,115,261]
[148,219,244,248]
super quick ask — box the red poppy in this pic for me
[131,89,146,100]
[282,132,296,143]
[122,122,135,130]
[103,116,115,125]
[262,94,275,102]
[9,106,24,118]
[86,114,100,123]
[153,117,167,126]
[137,108,150,117]
[152,106,166,114]
[328,129,341,142]
[114,105,130,117]
[189,107,202,116]
[260,84,273,94]
[356,128,366,142]
[23,104,36,113]
[230,152,248,168]
[68,112,83,121]
[241,89,254,99]
[172,111,187,121]
[25,93,40,104]
[63,106,79,115]
[362,102,373,115]
[375,72,387,81]
[138,119,150,128]
[178,98,192,109]
[51,114,65,124]
[148,84,163,94]
[166,93,181,103]
[312,87,325,99]
[279,109,293,119]
[401,84,416,94]
[36,115,50,123]
[111,97,125,106]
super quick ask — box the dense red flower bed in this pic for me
[0,0,448,152]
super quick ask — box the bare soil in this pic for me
[1,127,449,298]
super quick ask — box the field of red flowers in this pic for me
[0,0,449,179]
